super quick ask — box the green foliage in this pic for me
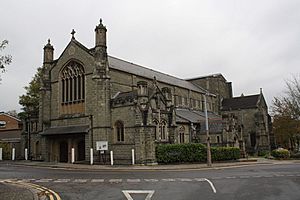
[0,142,11,160]
[0,40,12,81]
[156,143,240,164]
[272,75,300,151]
[258,150,270,157]
[211,147,240,161]
[19,67,42,117]
[271,148,290,159]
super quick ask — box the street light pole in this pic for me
[27,115,31,160]
[204,94,212,167]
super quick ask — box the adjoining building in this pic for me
[0,112,22,159]
[23,20,272,164]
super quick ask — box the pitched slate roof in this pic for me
[221,95,260,111]
[108,56,207,94]
[175,109,223,133]
[55,40,209,95]
[176,109,206,123]
[111,91,137,107]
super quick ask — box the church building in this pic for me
[25,20,271,164]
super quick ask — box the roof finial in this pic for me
[71,29,76,39]
[100,18,102,24]
[47,39,51,44]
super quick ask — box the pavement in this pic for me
[0,158,299,200]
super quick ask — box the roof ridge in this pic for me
[230,94,260,99]
[108,55,188,82]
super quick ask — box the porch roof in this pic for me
[41,125,89,136]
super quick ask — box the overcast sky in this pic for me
[1,0,299,112]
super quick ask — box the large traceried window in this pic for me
[61,61,85,104]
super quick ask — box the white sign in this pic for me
[96,141,108,151]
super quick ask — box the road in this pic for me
[0,162,299,200]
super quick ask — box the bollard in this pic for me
[90,148,93,165]
[71,148,75,164]
[110,151,113,166]
[132,149,135,165]
[12,148,15,161]
[25,148,28,160]
[0,148,2,161]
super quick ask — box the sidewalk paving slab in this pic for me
[1,158,294,171]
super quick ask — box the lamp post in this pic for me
[204,94,212,167]
[27,112,31,160]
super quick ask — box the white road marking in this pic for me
[35,179,52,183]
[239,176,250,179]
[144,179,159,182]
[161,178,176,182]
[204,178,217,194]
[73,179,88,183]
[225,176,236,179]
[91,179,105,183]
[54,179,70,183]
[178,178,193,182]
[211,177,222,180]
[127,179,141,183]
[122,190,155,200]
[274,174,284,177]
[286,174,295,177]
[109,179,122,183]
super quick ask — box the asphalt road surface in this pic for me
[0,162,299,200]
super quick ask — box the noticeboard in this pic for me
[96,141,108,151]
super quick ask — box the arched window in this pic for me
[61,61,85,104]
[179,126,185,143]
[160,120,168,141]
[115,121,124,142]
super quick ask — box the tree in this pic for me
[0,40,12,81]
[19,67,42,119]
[272,75,300,151]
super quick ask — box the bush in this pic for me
[211,147,240,161]
[0,142,11,160]
[156,143,206,163]
[156,143,240,164]
[271,148,290,159]
[258,150,269,157]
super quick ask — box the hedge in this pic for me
[271,148,290,159]
[156,143,240,164]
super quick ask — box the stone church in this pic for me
[24,20,272,164]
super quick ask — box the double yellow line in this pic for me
[4,180,61,200]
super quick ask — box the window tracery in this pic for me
[61,61,85,104]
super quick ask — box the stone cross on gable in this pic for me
[71,29,76,39]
